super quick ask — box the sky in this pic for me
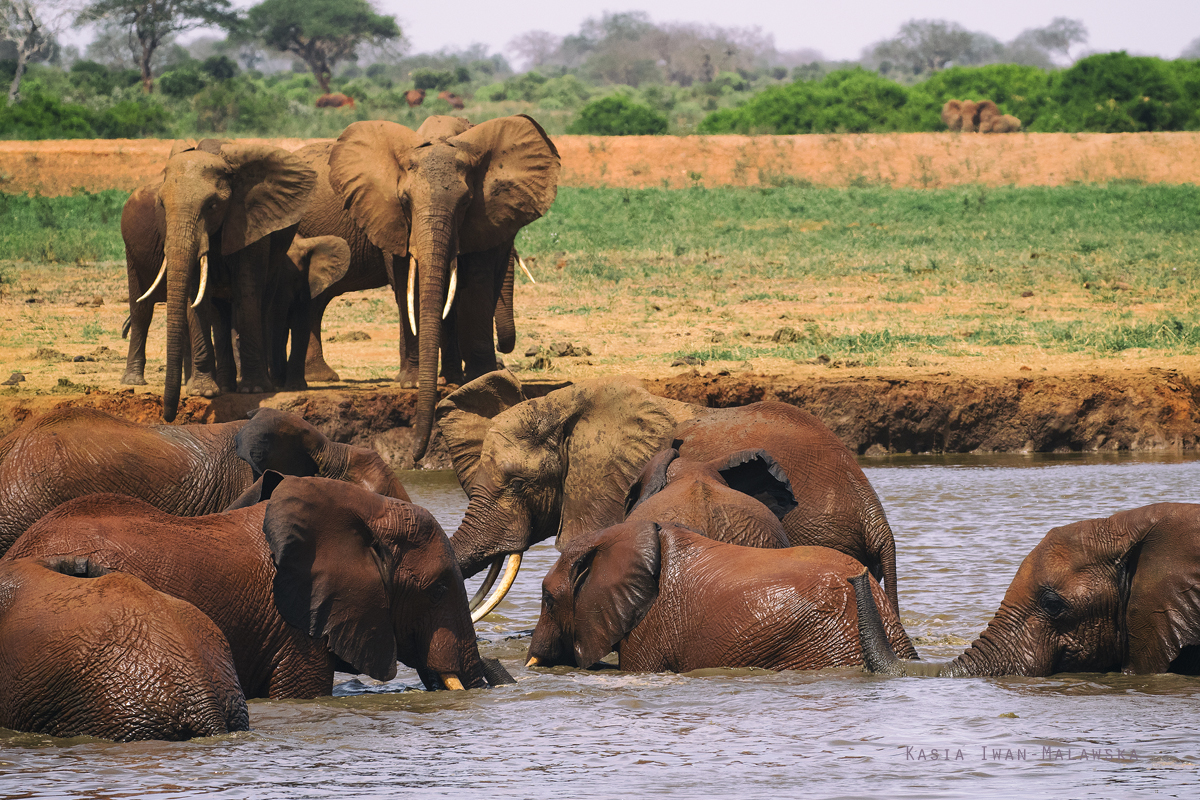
[370,0,1200,64]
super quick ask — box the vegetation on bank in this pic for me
[4,184,1200,369]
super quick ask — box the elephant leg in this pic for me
[229,239,275,394]
[393,255,420,388]
[457,253,499,382]
[185,302,222,398]
[304,291,339,383]
[283,296,309,391]
[210,298,237,394]
[122,299,154,385]
[442,306,465,385]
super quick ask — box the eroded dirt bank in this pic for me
[4,367,1198,469]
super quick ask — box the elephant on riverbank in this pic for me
[0,556,249,741]
[526,521,915,672]
[0,406,408,554]
[857,502,1200,677]
[436,370,900,620]
[6,475,506,698]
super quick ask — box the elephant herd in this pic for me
[4,369,1199,742]
[121,113,560,463]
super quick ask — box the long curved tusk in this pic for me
[441,673,465,691]
[468,557,504,612]
[406,257,417,337]
[136,256,167,303]
[190,254,208,309]
[525,656,540,668]
[471,552,522,623]
[442,259,457,319]
[518,254,536,284]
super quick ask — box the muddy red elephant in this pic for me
[5,475,508,698]
[0,406,407,555]
[526,521,915,672]
[436,371,900,621]
[0,556,248,741]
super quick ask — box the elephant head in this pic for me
[327,115,560,461]
[941,99,963,131]
[261,475,491,689]
[858,503,1200,678]
[156,140,316,422]
[234,407,410,502]
[958,100,980,132]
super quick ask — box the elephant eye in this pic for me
[508,477,528,494]
[542,588,555,609]
[1038,588,1069,619]
[429,580,448,603]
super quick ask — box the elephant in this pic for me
[940,100,964,131]
[404,89,426,107]
[438,90,466,110]
[624,448,795,549]
[0,406,408,554]
[316,93,355,108]
[525,521,916,672]
[120,138,317,421]
[6,475,509,698]
[294,114,559,460]
[857,503,1200,678]
[436,370,900,621]
[265,235,352,390]
[0,556,249,741]
[976,101,1021,133]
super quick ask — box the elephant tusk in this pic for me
[406,257,418,337]
[525,656,540,668]
[136,256,167,303]
[191,253,209,309]
[442,259,457,320]
[518,254,536,284]
[441,673,465,691]
[471,552,522,623]
[468,556,504,612]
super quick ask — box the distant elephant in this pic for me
[940,100,964,131]
[0,406,408,554]
[624,448,795,549]
[265,235,352,390]
[120,139,316,421]
[438,90,466,109]
[404,89,426,106]
[316,93,355,108]
[859,503,1200,678]
[0,556,249,741]
[294,114,558,460]
[976,100,1021,133]
[526,521,916,672]
[437,371,900,620]
[6,475,507,698]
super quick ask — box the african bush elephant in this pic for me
[526,521,916,672]
[624,448,795,549]
[295,115,559,460]
[0,556,249,741]
[436,371,900,620]
[266,235,352,390]
[858,503,1200,678]
[941,99,983,132]
[120,139,317,421]
[6,475,504,698]
[976,101,1022,133]
[0,406,408,554]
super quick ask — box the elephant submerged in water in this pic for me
[436,370,900,620]
[0,556,248,741]
[526,521,916,672]
[857,502,1200,677]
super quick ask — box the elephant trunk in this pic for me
[162,216,206,422]
[495,247,517,354]
[850,570,946,677]
[410,211,456,461]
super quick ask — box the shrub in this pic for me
[159,67,209,99]
[0,90,96,138]
[202,56,239,81]
[411,68,456,91]
[568,95,668,135]
[1042,52,1195,132]
[95,99,172,138]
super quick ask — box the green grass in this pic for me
[0,191,128,263]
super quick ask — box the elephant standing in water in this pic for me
[294,115,560,460]
[0,406,407,554]
[6,476,508,698]
[526,521,915,672]
[120,139,316,420]
[436,371,900,620]
[0,557,248,741]
[858,502,1200,677]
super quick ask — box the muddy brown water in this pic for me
[3,455,1200,798]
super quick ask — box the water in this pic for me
[4,456,1200,799]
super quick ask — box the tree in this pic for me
[244,0,399,94]
[2,0,71,105]
[1011,18,1088,66]
[867,19,995,76]
[1180,35,1200,60]
[78,0,237,93]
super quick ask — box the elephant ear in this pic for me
[224,469,287,510]
[169,139,198,158]
[262,476,398,681]
[235,408,327,479]
[1109,504,1200,673]
[290,236,352,299]
[625,448,679,517]
[216,143,317,255]
[571,522,662,668]
[328,121,422,255]
[435,369,527,489]
[453,115,561,253]
[713,449,799,521]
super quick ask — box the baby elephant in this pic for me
[0,557,248,741]
[527,521,916,673]
[624,448,796,548]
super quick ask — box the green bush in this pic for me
[202,55,239,81]
[1040,52,1198,132]
[159,67,209,99]
[193,78,288,134]
[411,68,457,91]
[68,61,140,96]
[0,90,96,138]
[568,95,668,135]
[95,99,172,138]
